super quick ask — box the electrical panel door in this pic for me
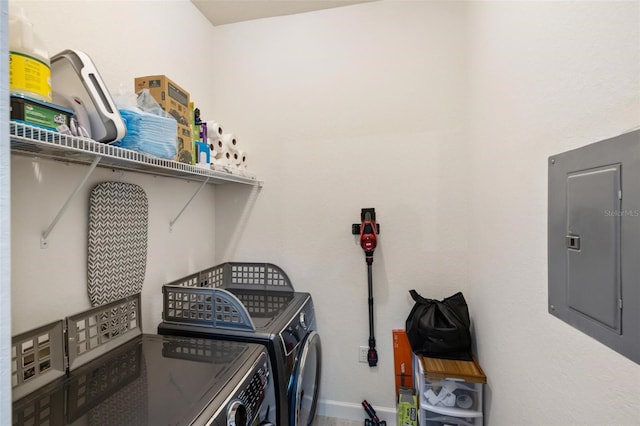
[548,129,639,365]
[566,165,621,333]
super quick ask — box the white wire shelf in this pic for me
[9,122,262,186]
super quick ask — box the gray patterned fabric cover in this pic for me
[88,182,148,306]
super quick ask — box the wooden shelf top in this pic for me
[420,356,487,384]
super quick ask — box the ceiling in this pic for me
[191,0,374,26]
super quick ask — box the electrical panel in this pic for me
[548,129,639,364]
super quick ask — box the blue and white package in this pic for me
[114,108,177,159]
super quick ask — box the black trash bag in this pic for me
[405,289,473,361]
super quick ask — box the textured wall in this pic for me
[466,1,640,424]
[212,0,640,423]
[211,1,470,418]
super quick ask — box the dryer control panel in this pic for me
[280,297,316,357]
[209,350,274,426]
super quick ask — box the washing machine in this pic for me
[158,262,322,426]
[12,294,276,426]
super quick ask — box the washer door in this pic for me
[289,331,322,426]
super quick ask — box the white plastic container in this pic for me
[9,8,52,102]
[413,354,486,426]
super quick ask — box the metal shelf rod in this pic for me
[41,156,101,248]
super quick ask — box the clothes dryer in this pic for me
[158,262,322,426]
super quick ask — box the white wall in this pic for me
[466,1,640,425]
[211,1,470,419]
[10,0,219,335]
[211,0,640,423]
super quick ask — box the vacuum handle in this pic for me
[362,400,379,422]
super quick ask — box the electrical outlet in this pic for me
[359,346,368,363]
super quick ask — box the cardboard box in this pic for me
[174,123,193,163]
[134,75,193,164]
[393,329,414,397]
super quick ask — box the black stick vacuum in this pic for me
[353,208,380,367]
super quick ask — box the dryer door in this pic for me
[289,331,322,426]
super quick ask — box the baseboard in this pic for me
[316,399,396,425]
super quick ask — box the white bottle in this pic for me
[9,8,52,102]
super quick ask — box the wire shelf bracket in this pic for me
[9,122,265,244]
[41,156,101,249]
[169,177,210,232]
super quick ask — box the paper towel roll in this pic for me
[236,150,248,169]
[214,137,225,152]
[208,122,224,136]
[218,150,233,167]
[221,133,238,150]
[207,135,221,158]
[229,148,242,167]
[211,149,229,166]
[208,143,219,159]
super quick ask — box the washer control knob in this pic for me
[227,400,247,426]
[299,311,308,330]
